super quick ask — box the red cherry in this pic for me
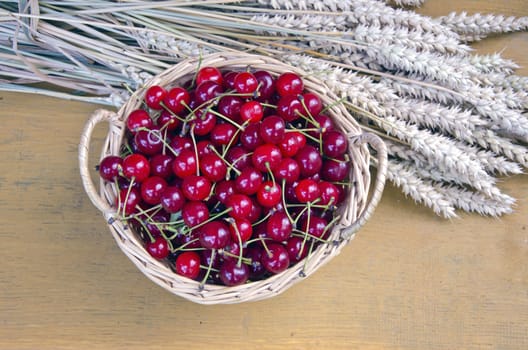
[214,180,236,204]
[182,201,209,227]
[252,144,282,172]
[99,155,123,181]
[259,115,286,144]
[308,114,334,138]
[254,70,276,101]
[321,157,350,182]
[172,148,198,178]
[239,122,263,151]
[198,221,230,249]
[279,131,306,157]
[199,153,227,182]
[322,130,348,158]
[295,178,321,203]
[217,96,243,121]
[127,109,153,133]
[261,243,290,274]
[117,187,141,215]
[194,81,224,105]
[175,251,201,279]
[277,95,303,122]
[267,211,293,242]
[196,140,215,157]
[160,186,186,213]
[163,87,190,114]
[150,154,174,179]
[247,197,263,223]
[226,146,251,171]
[319,181,340,206]
[286,236,309,263]
[234,167,263,195]
[122,153,151,182]
[234,71,258,94]
[299,216,328,239]
[140,176,168,205]
[210,123,238,146]
[144,85,167,110]
[219,260,249,286]
[181,175,211,201]
[273,158,300,184]
[156,110,181,131]
[169,135,192,156]
[226,193,252,220]
[189,109,217,136]
[295,145,322,177]
[146,236,169,259]
[196,66,223,86]
[228,218,253,243]
[256,181,282,208]
[240,100,264,123]
[222,71,238,90]
[301,92,322,116]
[134,128,164,155]
[276,72,303,97]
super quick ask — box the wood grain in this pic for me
[0,1,527,349]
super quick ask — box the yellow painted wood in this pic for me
[0,1,527,349]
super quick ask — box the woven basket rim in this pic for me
[79,51,388,304]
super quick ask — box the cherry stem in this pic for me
[137,126,179,157]
[260,102,277,109]
[221,120,248,159]
[200,248,216,287]
[186,208,232,233]
[208,145,241,176]
[251,210,273,227]
[120,177,135,218]
[159,102,187,123]
[285,127,320,144]
[171,238,201,253]
[227,218,245,267]
[265,162,276,187]
[302,239,316,273]
[299,201,312,256]
[281,179,295,224]
[292,230,329,244]
[220,250,252,265]
[207,108,245,131]
[189,124,200,176]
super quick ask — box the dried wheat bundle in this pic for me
[1,0,527,218]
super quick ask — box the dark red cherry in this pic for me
[308,114,334,138]
[259,115,285,144]
[214,180,236,204]
[261,243,290,274]
[160,185,185,213]
[122,153,151,182]
[163,87,190,114]
[234,71,258,95]
[172,148,198,179]
[276,72,303,97]
[226,146,251,171]
[239,122,263,150]
[144,85,167,110]
[146,236,169,259]
[234,167,263,195]
[322,130,348,158]
[301,92,322,116]
[127,109,153,133]
[220,260,249,286]
[279,131,306,157]
[222,71,238,90]
[245,246,266,279]
[196,66,223,86]
[319,181,340,206]
[273,158,300,184]
[117,187,141,216]
[254,70,276,101]
[181,175,212,201]
[99,155,123,181]
[247,197,263,224]
[210,123,238,146]
[267,211,293,242]
[277,95,303,122]
[295,178,321,203]
[189,109,217,136]
[134,128,164,155]
[194,81,224,105]
[196,140,215,157]
[226,193,252,220]
[321,157,350,182]
[252,144,282,172]
[175,251,201,279]
[199,220,230,249]
[169,135,192,156]
[181,201,209,227]
[300,216,328,239]
[286,236,309,263]
[295,145,322,177]
[149,154,173,179]
[217,95,243,121]
[257,181,282,208]
[240,100,264,123]
[199,153,227,182]
[140,176,168,205]
[157,110,181,131]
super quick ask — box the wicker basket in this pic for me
[79,52,388,304]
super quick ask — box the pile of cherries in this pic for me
[98,66,351,287]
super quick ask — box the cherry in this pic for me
[295,145,322,177]
[181,175,212,201]
[217,96,243,121]
[222,71,238,90]
[286,236,309,263]
[210,123,238,146]
[200,248,223,270]
[140,176,168,205]
[234,71,258,95]
[261,243,290,274]
[127,109,153,134]
[240,100,264,123]
[175,251,201,280]
[234,167,263,195]
[181,200,209,227]
[239,122,263,150]
[172,148,198,178]
[175,230,201,249]
[267,211,293,242]
[279,131,306,157]
[257,181,282,208]
[99,155,123,181]
[189,109,217,136]
[156,110,181,131]
[195,81,224,105]
[199,220,230,249]
[254,70,276,101]
[308,114,334,138]
[199,153,227,182]
[149,154,174,179]
[244,246,266,279]
[226,193,252,220]
[196,66,223,86]
[299,216,328,239]
[277,95,303,122]
[259,115,286,144]
[301,92,322,116]
[228,218,253,243]
[163,87,190,114]
[273,158,301,184]
[169,135,192,156]
[295,178,321,203]
[321,157,350,182]
[219,260,249,286]
[322,130,348,158]
[276,72,303,97]
[143,210,170,237]
[226,146,251,171]
[160,185,185,213]
[145,85,167,110]
[122,153,151,182]
[247,197,263,223]
[146,236,169,259]
[134,128,164,156]
[318,181,340,206]
[214,180,236,204]
[252,144,282,172]
[196,140,215,157]
[117,187,141,216]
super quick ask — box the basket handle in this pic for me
[79,109,120,214]
[340,132,388,240]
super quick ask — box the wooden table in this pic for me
[1,1,527,349]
